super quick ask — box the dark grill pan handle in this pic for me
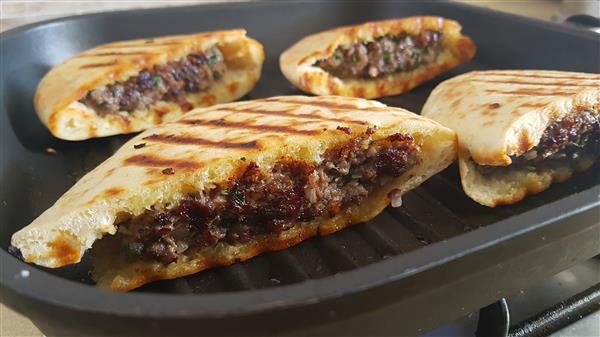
[508,283,600,337]
[476,298,510,337]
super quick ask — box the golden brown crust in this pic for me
[422,70,600,207]
[12,95,457,290]
[35,29,265,140]
[459,149,596,207]
[422,70,600,166]
[92,164,413,291]
[92,221,321,291]
[279,16,475,98]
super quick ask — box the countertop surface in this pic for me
[0,1,592,336]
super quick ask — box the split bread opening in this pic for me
[422,70,599,207]
[35,30,265,140]
[280,16,475,98]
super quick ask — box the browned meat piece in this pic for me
[476,110,599,175]
[116,132,419,265]
[80,47,226,116]
[316,31,442,79]
[531,111,599,161]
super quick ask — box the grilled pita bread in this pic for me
[35,29,264,140]
[11,95,456,291]
[422,70,600,207]
[280,17,475,98]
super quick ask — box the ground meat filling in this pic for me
[117,132,418,264]
[476,111,599,175]
[79,46,226,116]
[315,31,442,79]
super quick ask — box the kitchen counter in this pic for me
[0,1,574,336]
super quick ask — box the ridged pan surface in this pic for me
[0,0,598,323]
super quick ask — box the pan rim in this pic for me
[1,0,599,321]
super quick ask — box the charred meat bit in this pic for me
[316,31,442,79]
[177,199,224,231]
[336,126,353,134]
[151,212,175,237]
[510,111,599,166]
[529,111,599,161]
[162,168,175,175]
[374,145,417,178]
[7,245,23,260]
[226,160,311,233]
[117,131,419,264]
[80,47,226,116]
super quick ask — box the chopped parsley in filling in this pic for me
[114,132,419,264]
[315,31,443,79]
[80,47,226,116]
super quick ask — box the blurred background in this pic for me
[1,1,600,33]
[0,1,598,336]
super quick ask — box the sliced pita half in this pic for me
[35,29,265,140]
[280,16,475,98]
[12,95,456,291]
[422,70,600,207]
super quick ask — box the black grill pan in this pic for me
[1,1,599,336]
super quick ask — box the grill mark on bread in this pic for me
[484,89,576,97]
[103,187,124,197]
[112,133,419,270]
[220,106,369,126]
[124,155,201,169]
[178,119,319,135]
[85,187,125,206]
[518,102,548,109]
[104,168,117,178]
[80,61,118,69]
[142,133,259,149]
[77,51,152,58]
[470,79,594,87]
[261,97,360,110]
[481,109,498,117]
[481,72,598,81]
[105,41,182,48]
